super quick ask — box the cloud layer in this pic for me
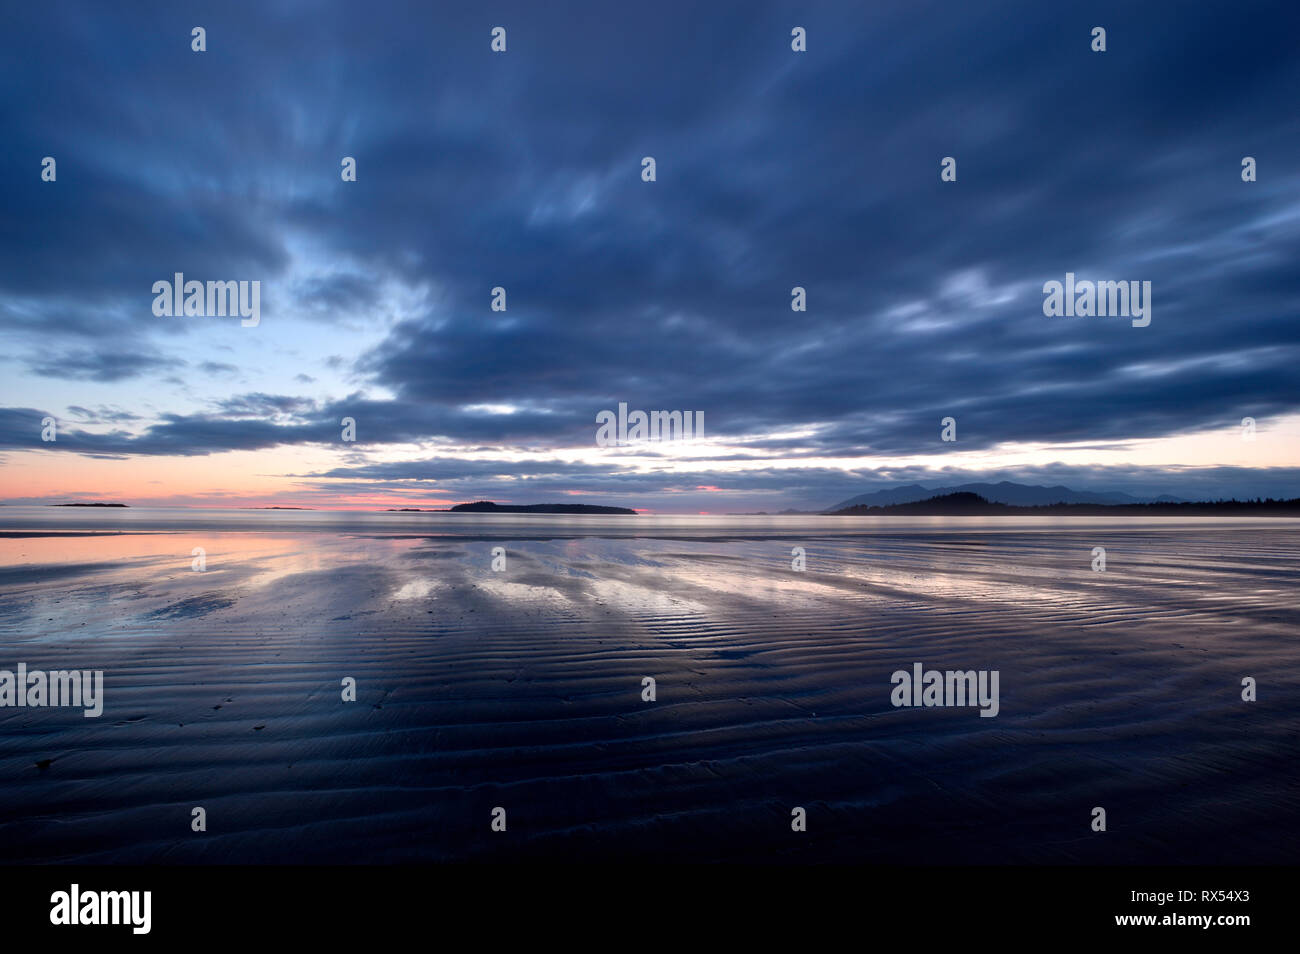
[2,0,1297,509]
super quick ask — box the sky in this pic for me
[2,0,1298,512]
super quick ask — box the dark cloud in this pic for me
[292,459,1300,512]
[1,0,1297,504]
[66,405,143,424]
[27,349,182,382]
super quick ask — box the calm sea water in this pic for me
[1,505,1294,536]
[1,506,1296,863]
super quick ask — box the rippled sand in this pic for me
[0,517,1296,863]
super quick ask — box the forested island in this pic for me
[829,492,1300,516]
[385,501,636,515]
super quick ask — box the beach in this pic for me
[0,509,1296,863]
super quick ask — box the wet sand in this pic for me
[0,514,1296,863]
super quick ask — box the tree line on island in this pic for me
[387,501,638,515]
[826,491,1300,516]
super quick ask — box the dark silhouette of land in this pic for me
[451,501,636,515]
[824,480,1187,511]
[51,502,129,507]
[829,491,1300,516]
[385,501,637,515]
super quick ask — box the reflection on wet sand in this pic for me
[0,516,1296,863]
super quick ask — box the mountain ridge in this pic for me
[824,481,1186,513]
[828,491,1299,516]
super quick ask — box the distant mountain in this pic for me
[834,491,1003,515]
[825,481,1184,513]
[826,484,934,510]
[828,492,1300,517]
[449,501,636,515]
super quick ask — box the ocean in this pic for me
[1,508,1296,863]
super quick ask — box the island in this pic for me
[384,501,636,515]
[51,502,129,507]
[451,501,636,514]
[828,491,1300,516]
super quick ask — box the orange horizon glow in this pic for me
[2,413,1299,512]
